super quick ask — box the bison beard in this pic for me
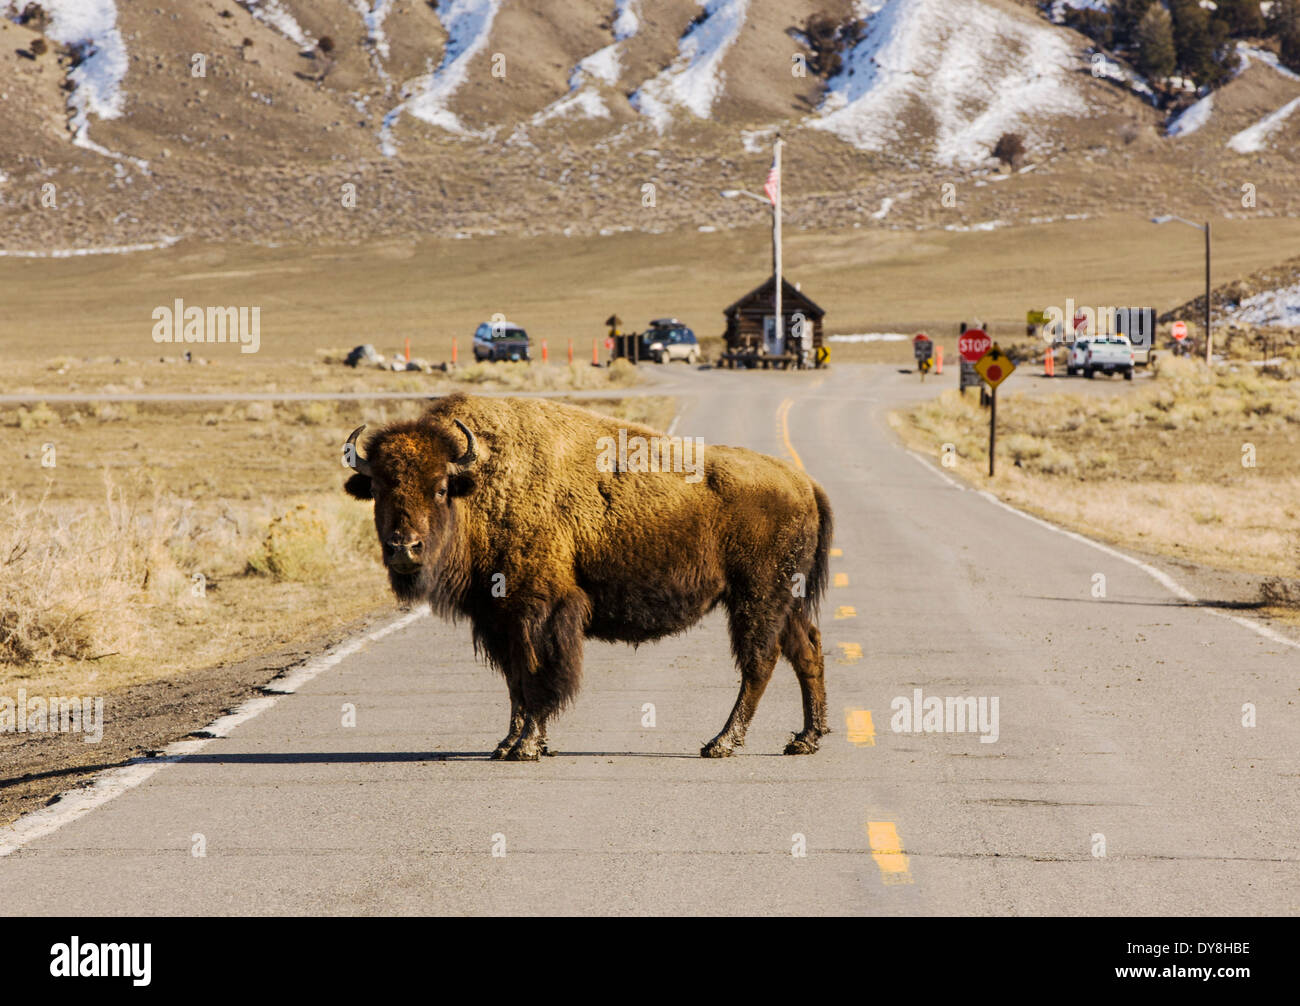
[343,393,833,761]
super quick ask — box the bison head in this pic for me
[343,419,479,598]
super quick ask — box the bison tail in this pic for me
[804,481,834,619]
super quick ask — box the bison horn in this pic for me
[345,425,373,476]
[449,419,478,473]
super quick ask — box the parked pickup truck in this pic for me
[472,320,530,362]
[1067,336,1135,380]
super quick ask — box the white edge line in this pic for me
[0,608,429,857]
[903,446,1300,651]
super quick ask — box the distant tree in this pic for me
[1112,0,1156,46]
[29,37,47,57]
[1136,5,1177,80]
[317,35,335,55]
[1270,0,1300,71]
[992,132,1026,167]
[1064,9,1115,48]
[1214,0,1266,37]
[801,13,865,79]
[1170,0,1217,83]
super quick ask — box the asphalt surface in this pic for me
[2,363,1296,915]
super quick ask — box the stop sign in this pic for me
[604,337,614,350]
[1171,320,1188,341]
[958,328,991,362]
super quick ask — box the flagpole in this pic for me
[773,136,783,354]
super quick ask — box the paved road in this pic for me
[2,364,1296,915]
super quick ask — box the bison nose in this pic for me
[383,536,423,571]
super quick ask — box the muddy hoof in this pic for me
[540,743,554,757]
[700,740,734,758]
[783,735,820,755]
[503,741,541,762]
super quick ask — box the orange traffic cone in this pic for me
[1044,346,1055,378]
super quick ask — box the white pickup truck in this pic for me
[1067,336,1135,380]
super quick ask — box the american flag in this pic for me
[763,155,780,205]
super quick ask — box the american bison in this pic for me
[342,393,833,760]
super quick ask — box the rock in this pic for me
[344,344,378,367]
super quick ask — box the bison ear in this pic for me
[344,473,373,500]
[448,472,476,498]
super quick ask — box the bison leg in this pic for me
[781,609,828,755]
[491,671,527,760]
[702,611,781,758]
[503,592,588,762]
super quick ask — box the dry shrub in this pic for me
[0,486,167,663]
[246,499,372,583]
[297,401,335,425]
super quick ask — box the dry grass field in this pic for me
[891,354,1300,615]
[4,215,1300,373]
[0,389,676,697]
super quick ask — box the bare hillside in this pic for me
[0,0,1296,251]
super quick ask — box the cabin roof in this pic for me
[723,276,826,318]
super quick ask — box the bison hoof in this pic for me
[783,733,821,755]
[504,741,542,762]
[490,744,513,760]
[700,739,735,758]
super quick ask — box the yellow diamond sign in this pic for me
[974,343,1016,389]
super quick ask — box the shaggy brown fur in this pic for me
[343,393,833,760]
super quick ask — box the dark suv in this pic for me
[473,321,530,362]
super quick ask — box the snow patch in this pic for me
[0,236,179,258]
[871,197,893,220]
[810,0,1088,167]
[242,0,315,51]
[631,0,751,130]
[1227,95,1300,152]
[829,333,909,342]
[356,0,393,60]
[24,1,147,167]
[381,0,501,150]
[1165,94,1213,137]
[1227,282,1300,327]
[1237,42,1300,83]
[531,2,642,127]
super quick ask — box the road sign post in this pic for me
[973,343,1016,476]
[913,333,933,380]
[989,385,997,477]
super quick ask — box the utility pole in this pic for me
[772,136,783,355]
[1204,220,1212,366]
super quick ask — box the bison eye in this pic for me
[434,485,447,500]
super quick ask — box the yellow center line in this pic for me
[834,605,856,620]
[844,707,875,745]
[833,572,849,587]
[830,548,843,557]
[776,397,804,471]
[866,821,913,885]
[837,642,863,664]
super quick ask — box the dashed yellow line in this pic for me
[830,547,843,558]
[776,397,804,471]
[866,821,913,885]
[844,708,875,745]
[833,572,849,587]
[834,605,856,620]
[836,642,862,664]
